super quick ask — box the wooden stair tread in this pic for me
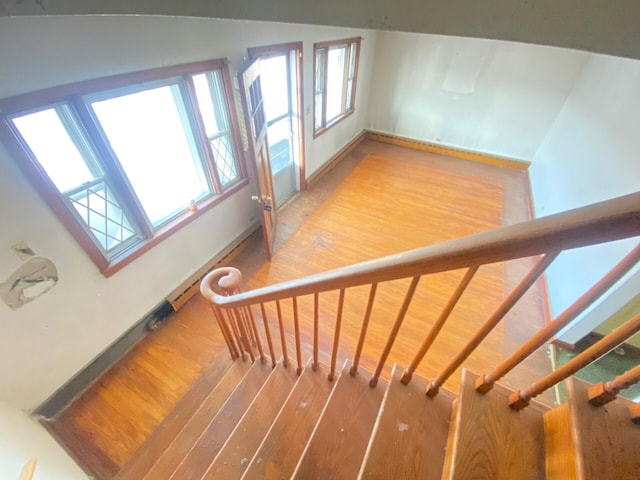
[567,376,640,480]
[202,361,299,479]
[544,403,578,480]
[162,359,273,479]
[115,353,236,479]
[360,363,455,479]
[242,362,337,480]
[292,362,387,480]
[447,369,549,480]
[134,359,252,479]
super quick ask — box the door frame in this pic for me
[248,41,307,191]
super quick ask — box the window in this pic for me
[313,37,361,136]
[1,59,246,275]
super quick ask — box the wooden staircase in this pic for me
[114,355,639,479]
[108,193,640,479]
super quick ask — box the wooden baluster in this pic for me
[244,305,265,364]
[370,277,420,387]
[313,292,319,371]
[350,283,378,377]
[276,299,289,367]
[588,364,640,406]
[328,289,346,381]
[210,305,238,359]
[292,297,303,375]
[630,403,640,425]
[231,308,255,362]
[226,309,246,360]
[402,267,478,384]
[426,252,558,398]
[259,302,277,367]
[509,312,640,410]
[477,244,640,393]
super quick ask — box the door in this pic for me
[239,59,277,259]
[248,42,306,203]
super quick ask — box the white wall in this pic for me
[0,402,85,480]
[368,31,588,161]
[529,53,640,341]
[0,15,375,411]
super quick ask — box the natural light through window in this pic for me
[5,59,245,271]
[90,84,211,226]
[326,47,346,122]
[13,108,98,193]
[313,37,361,135]
[192,72,240,186]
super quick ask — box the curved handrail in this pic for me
[202,191,640,308]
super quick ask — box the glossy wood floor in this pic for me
[49,139,552,476]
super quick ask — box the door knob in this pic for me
[251,194,272,203]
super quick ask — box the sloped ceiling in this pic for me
[2,0,640,60]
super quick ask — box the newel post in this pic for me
[200,267,259,362]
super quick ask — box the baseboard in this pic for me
[365,130,530,170]
[167,225,258,310]
[306,130,368,187]
[34,225,259,419]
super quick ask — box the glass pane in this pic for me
[267,117,292,173]
[326,46,346,123]
[12,107,98,193]
[69,181,137,252]
[90,84,211,226]
[193,73,220,136]
[314,48,326,130]
[315,92,323,130]
[210,134,239,185]
[259,55,289,122]
[346,43,357,110]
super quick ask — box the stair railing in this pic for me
[201,192,640,407]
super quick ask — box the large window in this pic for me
[313,37,361,136]
[1,60,246,275]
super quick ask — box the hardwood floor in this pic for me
[48,139,552,477]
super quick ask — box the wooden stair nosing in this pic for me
[161,358,275,479]
[358,363,455,480]
[566,376,640,480]
[132,358,252,479]
[241,359,337,480]
[201,359,300,479]
[115,353,236,479]
[292,361,388,480]
[448,368,549,480]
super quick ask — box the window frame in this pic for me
[313,37,361,138]
[0,58,248,276]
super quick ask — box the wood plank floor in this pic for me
[48,139,553,476]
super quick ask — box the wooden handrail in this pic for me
[201,192,640,309]
[509,312,640,410]
[476,243,640,393]
[588,364,640,406]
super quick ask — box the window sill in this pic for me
[313,109,355,139]
[101,177,249,277]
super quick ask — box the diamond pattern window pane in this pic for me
[69,182,137,252]
[210,134,238,186]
